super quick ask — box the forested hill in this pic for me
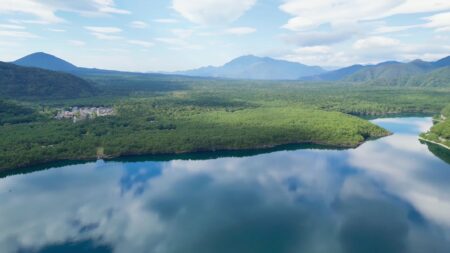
[421,104,450,149]
[408,66,450,87]
[302,56,450,86]
[0,62,97,99]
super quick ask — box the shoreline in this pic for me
[0,135,387,175]
[419,137,450,151]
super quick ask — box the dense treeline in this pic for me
[421,104,450,148]
[0,99,388,171]
[1,75,450,171]
[0,62,97,99]
[0,100,44,124]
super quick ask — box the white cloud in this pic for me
[373,11,450,35]
[154,18,179,24]
[90,32,122,40]
[0,0,129,24]
[282,46,354,67]
[130,21,148,29]
[280,0,450,32]
[292,46,331,54]
[0,0,62,23]
[0,24,25,30]
[85,26,122,40]
[127,40,154,48]
[387,0,450,15]
[48,28,65,32]
[85,26,122,33]
[0,21,37,39]
[283,29,357,46]
[280,0,401,31]
[225,27,256,35]
[0,30,37,38]
[68,40,86,46]
[373,25,419,34]
[172,0,256,25]
[353,36,401,50]
[423,12,450,32]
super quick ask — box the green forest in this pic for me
[1,73,450,171]
[421,104,450,148]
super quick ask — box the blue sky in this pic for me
[0,0,449,72]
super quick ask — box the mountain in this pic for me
[433,56,450,68]
[408,66,450,87]
[14,52,78,72]
[305,55,450,86]
[301,64,365,81]
[176,55,325,80]
[344,61,429,85]
[13,52,150,77]
[344,57,450,86]
[0,62,97,99]
[11,52,450,86]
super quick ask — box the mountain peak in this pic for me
[227,55,265,65]
[433,55,450,68]
[14,52,78,72]
[177,55,325,80]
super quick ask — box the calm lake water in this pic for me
[1,117,450,253]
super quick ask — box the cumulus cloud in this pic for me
[172,0,256,25]
[282,46,356,67]
[280,0,401,31]
[280,0,450,31]
[423,12,450,32]
[373,12,450,35]
[0,0,129,23]
[353,36,401,50]
[279,0,450,64]
[283,29,356,46]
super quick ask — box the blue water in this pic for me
[1,117,449,253]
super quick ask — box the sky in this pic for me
[0,0,449,72]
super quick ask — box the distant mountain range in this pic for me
[13,52,148,77]
[301,56,450,86]
[0,61,97,99]
[8,52,450,86]
[175,55,325,80]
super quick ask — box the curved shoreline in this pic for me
[419,137,450,151]
[0,135,387,176]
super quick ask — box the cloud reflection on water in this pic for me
[0,118,449,253]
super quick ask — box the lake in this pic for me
[1,117,449,253]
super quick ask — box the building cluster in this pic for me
[56,107,115,122]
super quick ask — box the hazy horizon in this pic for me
[1,0,449,72]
